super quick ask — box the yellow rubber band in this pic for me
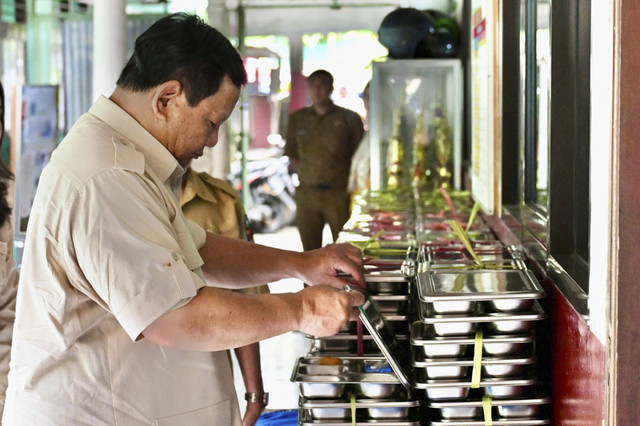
[471,330,483,388]
[350,394,357,426]
[466,202,482,232]
[449,220,485,267]
[452,273,467,292]
[482,395,493,425]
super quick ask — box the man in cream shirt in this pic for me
[2,13,364,426]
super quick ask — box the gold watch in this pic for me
[245,392,269,406]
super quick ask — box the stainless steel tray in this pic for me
[308,334,409,355]
[300,399,420,409]
[429,394,551,419]
[418,301,545,336]
[412,352,535,379]
[417,230,496,244]
[339,269,415,295]
[410,323,534,358]
[414,377,539,401]
[365,271,413,282]
[342,316,411,334]
[300,398,420,421]
[428,420,550,425]
[292,357,400,381]
[371,295,412,314]
[345,285,413,390]
[423,259,526,272]
[421,245,518,263]
[417,270,544,304]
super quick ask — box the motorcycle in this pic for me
[230,149,297,234]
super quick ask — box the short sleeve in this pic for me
[185,218,207,250]
[67,169,203,341]
[284,113,298,159]
[347,111,365,155]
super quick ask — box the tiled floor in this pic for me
[231,225,334,413]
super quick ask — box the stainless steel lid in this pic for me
[344,284,413,390]
[418,269,545,302]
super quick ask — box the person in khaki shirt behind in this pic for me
[180,168,269,425]
[0,82,19,418]
[3,13,364,426]
[285,70,364,252]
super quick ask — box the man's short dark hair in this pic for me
[116,13,247,106]
[308,69,334,88]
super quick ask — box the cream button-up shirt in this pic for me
[2,96,241,426]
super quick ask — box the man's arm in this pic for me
[234,344,264,426]
[198,232,364,289]
[347,111,365,156]
[142,285,364,351]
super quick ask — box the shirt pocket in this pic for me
[153,399,232,426]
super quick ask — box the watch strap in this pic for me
[245,392,269,406]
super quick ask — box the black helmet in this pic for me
[423,9,460,58]
[378,8,436,59]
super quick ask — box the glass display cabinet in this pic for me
[369,59,463,191]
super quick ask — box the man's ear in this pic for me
[151,80,184,122]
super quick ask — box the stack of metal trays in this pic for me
[292,356,421,424]
[413,261,551,424]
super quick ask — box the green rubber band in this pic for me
[482,395,493,425]
[449,220,485,267]
[466,202,482,232]
[471,329,483,388]
[350,394,357,426]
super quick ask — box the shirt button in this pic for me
[171,251,179,261]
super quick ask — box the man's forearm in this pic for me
[144,287,301,351]
[199,232,304,289]
[234,343,264,395]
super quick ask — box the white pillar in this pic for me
[92,0,127,100]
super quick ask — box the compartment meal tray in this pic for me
[417,270,544,302]
[419,301,545,324]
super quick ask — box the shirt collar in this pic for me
[88,95,184,184]
[310,101,337,117]
[180,168,219,207]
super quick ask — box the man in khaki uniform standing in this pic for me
[285,70,364,251]
[3,14,364,426]
[180,168,269,425]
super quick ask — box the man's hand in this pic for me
[243,402,263,426]
[297,243,365,288]
[298,285,364,337]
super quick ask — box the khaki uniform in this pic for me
[285,104,364,250]
[2,96,241,425]
[0,211,19,417]
[180,169,269,297]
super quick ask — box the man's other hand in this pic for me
[297,243,364,288]
[298,285,364,337]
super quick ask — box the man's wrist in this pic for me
[289,250,307,283]
[245,392,269,406]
